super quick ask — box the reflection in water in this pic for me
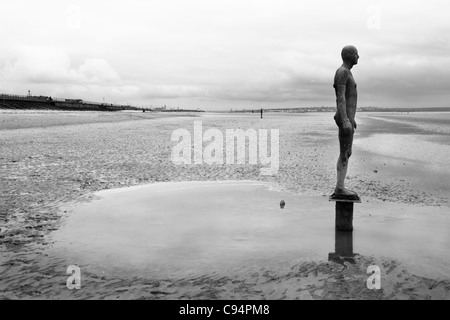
[50,181,334,278]
[328,230,357,265]
[50,180,450,280]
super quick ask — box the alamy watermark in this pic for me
[366,5,382,30]
[66,265,81,289]
[171,121,279,175]
[66,5,82,30]
[366,265,381,290]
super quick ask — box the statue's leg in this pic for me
[335,127,357,196]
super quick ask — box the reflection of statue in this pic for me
[331,45,360,201]
[328,230,357,265]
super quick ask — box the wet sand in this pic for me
[353,113,450,205]
[1,111,449,299]
[0,109,197,130]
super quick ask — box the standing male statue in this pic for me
[330,45,360,201]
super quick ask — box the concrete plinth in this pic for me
[335,201,354,231]
[335,230,354,255]
[329,196,361,231]
[328,230,356,264]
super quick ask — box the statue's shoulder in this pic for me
[334,66,350,86]
[335,66,350,77]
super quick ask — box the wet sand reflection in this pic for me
[328,230,357,265]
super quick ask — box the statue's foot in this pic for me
[334,188,358,196]
[331,188,360,201]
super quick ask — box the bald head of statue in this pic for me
[341,45,359,67]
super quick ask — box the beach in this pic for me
[1,110,449,299]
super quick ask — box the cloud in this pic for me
[142,85,206,99]
[1,46,120,85]
[0,46,130,102]
[78,58,120,83]
[1,1,450,109]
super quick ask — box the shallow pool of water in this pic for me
[49,181,450,280]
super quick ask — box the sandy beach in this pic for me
[1,110,449,300]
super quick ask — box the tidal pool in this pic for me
[49,181,450,281]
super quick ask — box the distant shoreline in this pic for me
[226,107,450,113]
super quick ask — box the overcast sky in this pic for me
[1,0,449,110]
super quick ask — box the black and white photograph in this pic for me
[1,0,449,305]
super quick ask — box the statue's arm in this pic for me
[335,70,349,124]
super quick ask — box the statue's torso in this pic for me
[345,71,357,121]
[334,67,357,124]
